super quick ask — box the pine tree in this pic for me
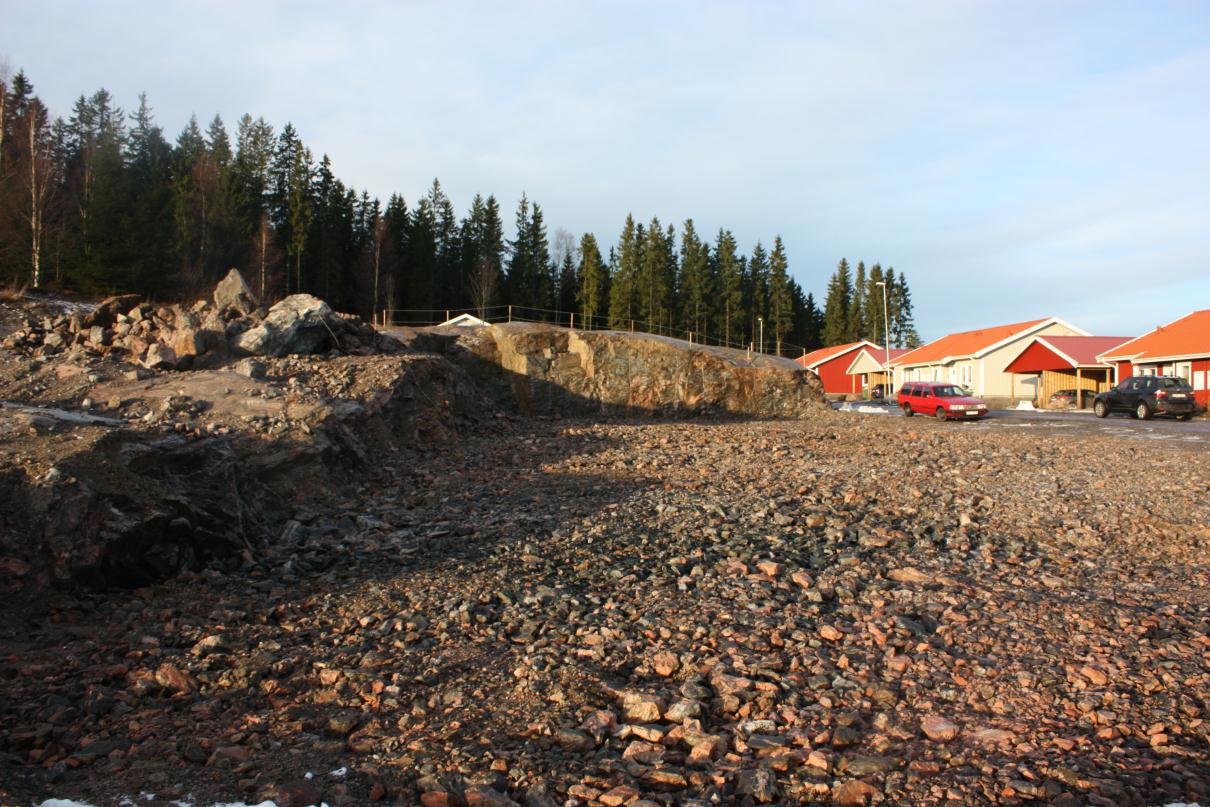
[121,93,175,294]
[678,219,712,339]
[863,263,886,344]
[608,214,639,329]
[715,229,743,346]
[462,193,504,318]
[747,241,770,350]
[821,258,853,346]
[768,236,793,355]
[527,201,551,313]
[269,122,313,294]
[847,260,866,344]
[576,233,607,327]
[888,268,921,348]
[638,216,673,332]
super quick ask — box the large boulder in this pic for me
[232,294,335,357]
[213,268,258,315]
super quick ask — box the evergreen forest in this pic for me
[0,71,920,355]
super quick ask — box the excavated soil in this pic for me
[1,414,1208,807]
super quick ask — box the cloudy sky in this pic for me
[4,1,1208,338]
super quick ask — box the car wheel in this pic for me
[1178,413,1192,422]
[935,407,947,421]
[902,404,913,417]
[1135,401,1151,420]
[1094,400,1108,418]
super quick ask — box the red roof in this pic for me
[891,318,1067,367]
[795,340,875,370]
[1098,309,1210,363]
[847,346,911,370]
[1041,336,1133,366]
[1004,336,1132,373]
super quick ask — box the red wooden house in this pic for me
[795,341,881,396]
[1098,309,1210,407]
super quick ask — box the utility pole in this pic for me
[757,316,764,355]
[876,281,891,394]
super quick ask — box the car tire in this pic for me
[935,407,947,421]
[1178,413,1192,421]
[902,404,913,417]
[1094,400,1108,418]
[1136,401,1151,420]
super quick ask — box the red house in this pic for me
[796,341,880,396]
[1098,309,1210,407]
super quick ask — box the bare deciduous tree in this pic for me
[467,257,497,320]
[14,99,60,288]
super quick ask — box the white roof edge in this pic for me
[1115,351,1210,364]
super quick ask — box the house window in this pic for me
[1174,362,1192,383]
[1194,371,1207,392]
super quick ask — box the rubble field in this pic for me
[2,412,1208,807]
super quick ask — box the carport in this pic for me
[1003,336,1130,408]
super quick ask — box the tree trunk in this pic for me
[28,120,42,288]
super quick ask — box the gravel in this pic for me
[1,414,1208,806]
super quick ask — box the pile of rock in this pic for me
[0,269,397,370]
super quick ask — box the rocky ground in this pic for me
[1,413,1207,807]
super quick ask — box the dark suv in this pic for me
[1093,376,1196,421]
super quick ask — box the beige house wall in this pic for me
[896,321,1083,400]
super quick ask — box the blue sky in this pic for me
[3,1,1208,339]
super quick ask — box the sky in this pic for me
[3,0,1208,339]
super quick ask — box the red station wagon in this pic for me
[898,381,989,420]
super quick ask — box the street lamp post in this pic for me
[875,281,891,394]
[757,316,764,356]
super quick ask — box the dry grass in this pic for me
[0,280,27,302]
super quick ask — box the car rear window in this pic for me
[1159,378,1190,390]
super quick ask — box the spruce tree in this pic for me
[678,219,712,339]
[608,214,639,329]
[715,229,743,346]
[768,236,793,355]
[847,260,866,344]
[750,241,769,350]
[821,258,853,346]
[638,217,673,332]
[864,263,886,344]
[576,233,607,328]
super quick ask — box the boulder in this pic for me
[87,294,143,328]
[232,294,335,357]
[142,343,179,370]
[213,268,258,314]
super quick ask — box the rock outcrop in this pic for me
[448,322,827,418]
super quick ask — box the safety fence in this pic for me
[378,304,816,360]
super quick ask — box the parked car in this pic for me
[1093,376,1196,420]
[869,384,885,400]
[1048,389,1081,408]
[897,381,989,420]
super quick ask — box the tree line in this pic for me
[0,69,919,355]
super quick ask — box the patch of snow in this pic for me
[1015,401,1036,411]
[329,766,348,778]
[304,771,314,780]
[39,801,101,807]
